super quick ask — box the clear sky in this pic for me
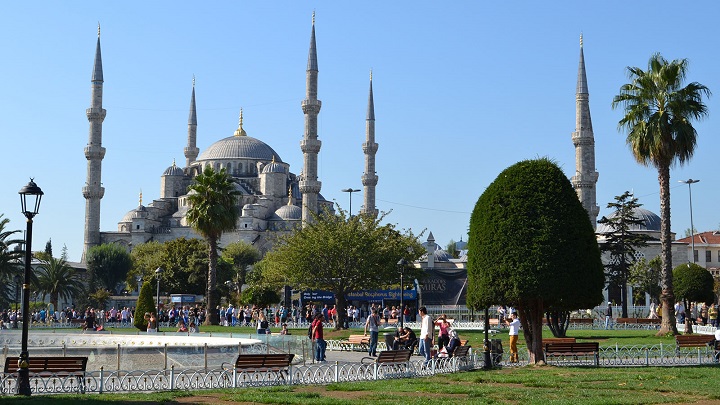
[1,2,718,262]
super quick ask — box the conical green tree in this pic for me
[134,281,155,331]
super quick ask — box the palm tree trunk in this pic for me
[205,237,219,326]
[657,165,678,335]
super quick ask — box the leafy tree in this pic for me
[684,227,697,238]
[240,284,281,308]
[629,256,662,304]
[187,166,241,325]
[35,239,53,262]
[134,281,155,331]
[446,239,460,259]
[597,191,650,317]
[674,262,715,334]
[467,159,604,362]
[221,241,261,287]
[0,214,23,306]
[127,241,164,288]
[88,288,112,311]
[34,257,83,310]
[261,208,424,330]
[86,243,133,294]
[612,53,710,335]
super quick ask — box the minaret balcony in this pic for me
[300,139,322,153]
[84,145,106,160]
[362,142,378,154]
[82,186,105,199]
[299,180,321,194]
[86,108,107,120]
[362,174,378,186]
[301,99,322,114]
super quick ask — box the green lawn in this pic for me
[2,365,718,404]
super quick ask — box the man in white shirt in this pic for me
[506,313,520,363]
[418,306,432,364]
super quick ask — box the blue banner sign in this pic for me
[302,289,417,302]
[170,294,197,303]
[346,289,417,301]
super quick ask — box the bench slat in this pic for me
[4,356,88,374]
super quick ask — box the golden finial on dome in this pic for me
[172,158,176,167]
[139,190,143,206]
[234,108,247,137]
[271,155,276,164]
[287,186,293,205]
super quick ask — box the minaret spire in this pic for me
[83,26,108,260]
[361,70,378,216]
[300,13,322,225]
[184,76,199,167]
[571,34,599,228]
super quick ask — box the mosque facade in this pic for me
[82,18,379,257]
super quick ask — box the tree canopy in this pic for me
[467,158,604,362]
[673,263,715,306]
[260,208,424,329]
[35,257,83,310]
[221,240,261,287]
[0,214,22,307]
[86,243,133,293]
[612,53,710,335]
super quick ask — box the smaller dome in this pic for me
[596,207,661,234]
[121,205,147,223]
[275,204,302,220]
[163,163,184,176]
[262,160,286,174]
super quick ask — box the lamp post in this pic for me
[13,274,21,329]
[679,179,700,263]
[396,258,407,329]
[155,267,163,332]
[341,188,361,217]
[17,179,43,396]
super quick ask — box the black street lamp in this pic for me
[155,267,163,332]
[13,274,21,329]
[396,258,407,329]
[341,188,361,217]
[18,179,43,396]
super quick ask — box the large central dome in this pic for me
[197,135,283,162]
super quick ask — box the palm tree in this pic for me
[0,214,23,305]
[612,53,710,335]
[35,257,83,311]
[187,166,240,325]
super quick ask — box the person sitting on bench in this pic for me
[445,326,461,356]
[399,327,417,351]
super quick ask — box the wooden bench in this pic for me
[543,337,576,344]
[675,334,715,349]
[569,318,594,324]
[544,342,599,366]
[451,345,471,358]
[225,353,294,380]
[340,334,370,351]
[4,356,88,393]
[361,349,412,365]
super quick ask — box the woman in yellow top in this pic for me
[708,304,718,328]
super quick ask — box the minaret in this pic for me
[361,71,378,216]
[184,76,199,167]
[82,25,107,259]
[570,34,600,228]
[300,13,322,225]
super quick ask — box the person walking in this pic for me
[311,313,326,362]
[418,307,433,365]
[435,315,450,352]
[605,302,613,329]
[364,308,380,356]
[506,312,520,363]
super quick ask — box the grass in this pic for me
[1,365,719,404]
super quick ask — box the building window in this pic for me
[706,250,711,262]
[694,250,699,262]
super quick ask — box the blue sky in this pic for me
[1,2,718,262]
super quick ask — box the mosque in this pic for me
[81,17,379,257]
